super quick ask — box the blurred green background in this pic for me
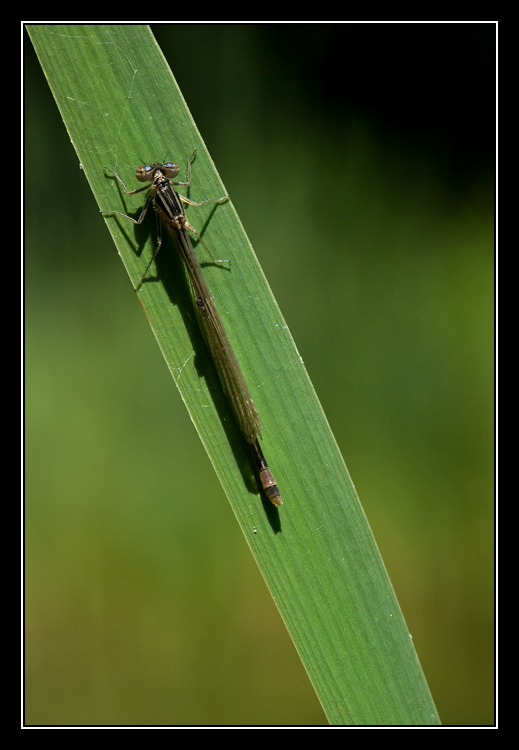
[25,24,494,726]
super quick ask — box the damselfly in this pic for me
[101,150,282,506]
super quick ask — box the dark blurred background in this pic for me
[25,24,495,726]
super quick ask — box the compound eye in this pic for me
[162,162,180,179]
[135,165,155,183]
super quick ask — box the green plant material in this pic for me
[27,24,440,725]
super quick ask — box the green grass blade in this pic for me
[27,24,440,725]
